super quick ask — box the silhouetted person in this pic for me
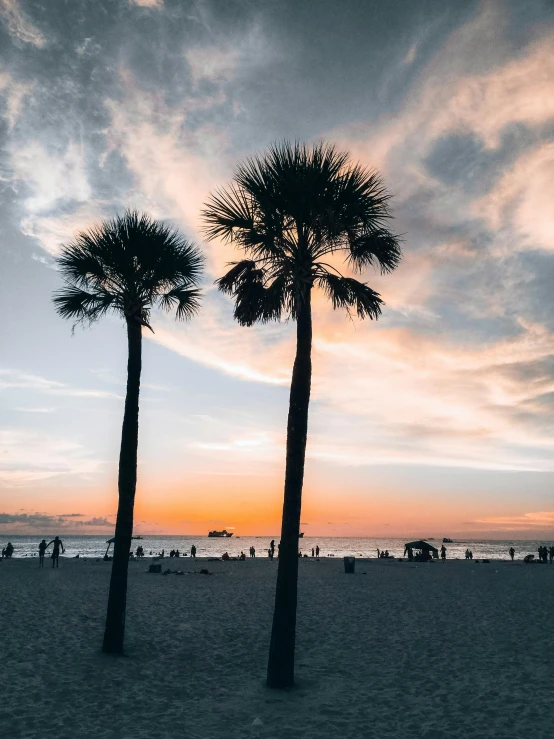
[191,545,196,558]
[316,545,320,557]
[440,545,446,561]
[240,551,246,560]
[469,550,473,559]
[1,548,5,559]
[38,539,47,567]
[169,549,175,557]
[550,546,554,564]
[5,542,14,558]
[311,547,315,557]
[175,549,180,557]
[268,548,273,560]
[160,549,164,558]
[47,536,65,567]
[270,540,275,557]
[509,547,515,561]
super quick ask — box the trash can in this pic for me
[344,556,355,573]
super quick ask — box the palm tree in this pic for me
[53,210,204,654]
[203,142,401,688]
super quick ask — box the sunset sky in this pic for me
[1,0,553,539]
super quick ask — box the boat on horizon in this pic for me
[208,529,234,538]
[443,537,453,543]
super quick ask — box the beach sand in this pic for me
[1,556,552,739]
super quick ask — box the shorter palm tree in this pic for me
[53,210,204,654]
[203,141,401,688]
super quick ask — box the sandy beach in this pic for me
[1,556,553,739]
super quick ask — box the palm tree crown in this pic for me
[53,210,204,328]
[203,141,401,324]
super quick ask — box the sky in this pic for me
[0,0,553,539]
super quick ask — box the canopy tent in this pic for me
[104,536,142,558]
[404,540,438,552]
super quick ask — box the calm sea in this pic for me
[1,535,550,561]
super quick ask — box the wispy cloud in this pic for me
[0,369,123,400]
[0,0,46,48]
[0,429,103,485]
[471,511,554,530]
[129,0,162,7]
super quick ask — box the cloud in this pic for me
[79,516,111,526]
[15,407,56,413]
[129,0,162,7]
[11,140,91,213]
[0,429,103,485]
[0,369,123,400]
[0,0,46,48]
[471,511,554,530]
[474,143,554,252]
[0,511,112,531]
[20,202,104,256]
[185,24,272,86]
[0,71,33,128]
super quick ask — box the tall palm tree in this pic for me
[203,142,401,688]
[53,210,204,654]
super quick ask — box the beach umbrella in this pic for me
[104,536,141,558]
[404,540,439,552]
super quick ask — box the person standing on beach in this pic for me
[191,545,196,558]
[316,545,320,557]
[270,540,275,557]
[509,547,515,561]
[440,544,446,560]
[38,539,47,567]
[47,536,65,567]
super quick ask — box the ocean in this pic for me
[1,535,550,561]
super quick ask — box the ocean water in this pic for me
[1,535,550,561]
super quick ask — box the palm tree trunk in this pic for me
[102,318,142,654]
[267,288,312,688]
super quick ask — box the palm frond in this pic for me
[158,286,202,320]
[318,273,383,320]
[205,140,400,327]
[54,210,204,328]
[52,285,116,323]
[347,228,402,274]
[216,261,287,326]
[215,260,258,295]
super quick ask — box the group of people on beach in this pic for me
[464,549,474,559]
[537,545,553,563]
[166,545,197,558]
[1,537,65,566]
